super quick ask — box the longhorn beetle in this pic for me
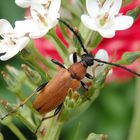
[1,19,140,133]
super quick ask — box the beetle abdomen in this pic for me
[33,68,80,114]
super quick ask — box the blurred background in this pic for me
[0,0,140,140]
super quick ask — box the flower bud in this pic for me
[119,52,140,65]
[86,133,108,140]
[5,65,19,79]
[65,89,82,108]
[21,64,41,85]
[127,6,140,21]
[0,99,13,121]
[20,42,35,61]
[1,66,25,92]
[1,71,16,91]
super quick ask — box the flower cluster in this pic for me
[96,0,140,80]
[0,0,134,62]
[0,0,61,61]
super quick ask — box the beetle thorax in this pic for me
[81,53,94,67]
[68,62,87,80]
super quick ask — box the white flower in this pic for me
[15,0,61,39]
[15,0,49,8]
[0,19,30,61]
[91,49,112,76]
[81,0,134,38]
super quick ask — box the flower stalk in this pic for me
[128,77,140,140]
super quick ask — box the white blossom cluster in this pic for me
[0,0,61,60]
[0,0,134,61]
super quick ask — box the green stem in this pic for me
[45,121,62,140]
[31,45,56,71]
[84,31,93,48]
[7,122,27,140]
[47,33,69,61]
[0,133,4,140]
[30,60,46,79]
[38,117,63,140]
[128,78,140,140]
[16,90,32,106]
[16,113,36,133]
[90,32,102,49]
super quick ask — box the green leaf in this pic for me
[127,6,140,21]
[86,133,108,140]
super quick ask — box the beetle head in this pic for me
[81,53,94,67]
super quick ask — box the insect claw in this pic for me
[81,81,88,91]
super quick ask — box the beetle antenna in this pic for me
[58,18,88,54]
[58,19,140,77]
[94,58,140,77]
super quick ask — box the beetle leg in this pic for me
[80,81,91,100]
[85,73,94,79]
[35,104,63,134]
[1,82,48,120]
[72,52,77,63]
[81,81,88,91]
[36,82,48,92]
[51,59,66,69]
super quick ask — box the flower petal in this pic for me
[48,0,61,18]
[103,0,122,15]
[0,19,14,34]
[33,0,49,4]
[98,28,115,38]
[29,28,48,39]
[15,19,49,39]
[93,49,110,77]
[0,37,29,61]
[31,3,46,20]
[14,19,34,36]
[86,0,100,17]
[111,16,134,30]
[81,15,98,30]
[15,0,31,8]
[0,46,19,61]
[95,49,109,61]
[16,37,30,51]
